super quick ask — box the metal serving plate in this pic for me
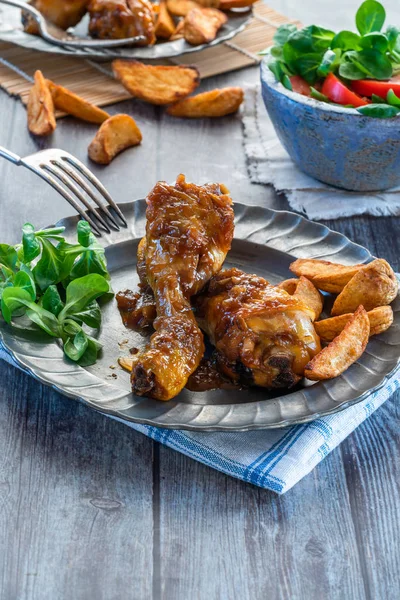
[0,5,251,60]
[0,201,399,431]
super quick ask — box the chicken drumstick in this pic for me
[130,175,234,400]
[194,268,321,388]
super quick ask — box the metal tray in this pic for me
[0,201,399,431]
[0,5,251,60]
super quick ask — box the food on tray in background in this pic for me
[27,70,56,136]
[155,1,176,39]
[47,80,110,124]
[112,60,200,105]
[88,114,142,164]
[183,7,227,45]
[219,0,258,9]
[167,87,244,117]
[129,175,234,400]
[166,0,197,17]
[277,276,323,321]
[314,305,394,341]
[305,306,370,380]
[331,258,398,315]
[262,0,400,118]
[87,0,156,45]
[170,19,185,40]
[22,0,90,34]
[194,268,321,388]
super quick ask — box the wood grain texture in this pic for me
[1,1,400,597]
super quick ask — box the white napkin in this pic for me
[241,85,400,220]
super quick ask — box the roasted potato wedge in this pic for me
[167,87,244,118]
[219,0,257,8]
[23,0,89,32]
[289,258,364,293]
[170,19,185,39]
[112,60,200,105]
[46,80,110,124]
[88,114,142,165]
[155,1,176,39]
[278,276,323,321]
[167,0,197,16]
[27,70,56,136]
[331,259,398,315]
[304,306,370,381]
[193,0,220,7]
[315,306,394,342]
[183,7,227,45]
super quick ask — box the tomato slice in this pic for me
[321,73,369,107]
[352,75,400,97]
[290,75,311,96]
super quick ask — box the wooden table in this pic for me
[0,2,399,598]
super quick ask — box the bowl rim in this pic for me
[260,54,365,118]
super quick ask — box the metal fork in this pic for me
[0,146,127,236]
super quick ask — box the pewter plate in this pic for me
[0,5,251,60]
[0,201,399,431]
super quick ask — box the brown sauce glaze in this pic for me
[116,288,156,332]
[186,353,242,392]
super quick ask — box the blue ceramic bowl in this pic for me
[260,59,400,192]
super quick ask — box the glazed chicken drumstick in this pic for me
[194,268,321,388]
[130,175,234,400]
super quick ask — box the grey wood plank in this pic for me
[0,361,154,600]
[157,438,367,600]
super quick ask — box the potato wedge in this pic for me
[278,276,323,321]
[23,0,89,32]
[183,7,227,45]
[88,114,142,165]
[289,258,364,293]
[219,0,257,8]
[167,87,244,118]
[304,306,370,381]
[170,19,185,39]
[167,0,197,16]
[193,0,220,7]
[112,60,200,105]
[331,259,398,315]
[155,1,176,39]
[315,305,394,342]
[46,80,109,124]
[27,70,56,136]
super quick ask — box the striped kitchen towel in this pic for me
[1,342,398,494]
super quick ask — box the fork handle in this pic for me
[0,146,22,165]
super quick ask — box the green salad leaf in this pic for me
[0,220,112,365]
[264,0,400,118]
[356,0,386,36]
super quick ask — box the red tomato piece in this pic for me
[290,75,311,96]
[321,73,369,107]
[351,75,400,97]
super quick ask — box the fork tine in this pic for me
[43,164,111,234]
[52,159,120,231]
[33,168,102,236]
[62,155,128,226]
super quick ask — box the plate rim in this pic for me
[0,200,399,431]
